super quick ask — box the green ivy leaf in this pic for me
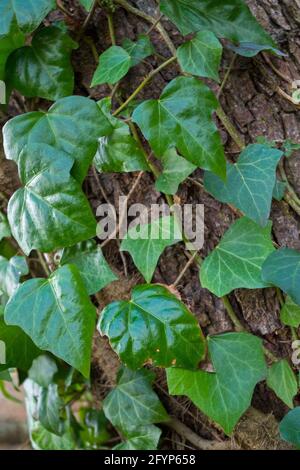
[103,367,168,432]
[98,284,205,370]
[0,0,55,35]
[79,0,94,11]
[160,0,277,56]
[267,359,297,408]
[39,384,65,435]
[28,355,58,388]
[94,98,149,173]
[204,144,283,227]
[155,148,196,195]
[262,248,300,306]
[79,408,110,448]
[0,27,24,80]
[7,25,77,101]
[167,332,267,435]
[5,264,96,377]
[121,216,182,282]
[200,217,275,297]
[280,408,300,449]
[91,46,131,86]
[122,35,155,66]
[132,76,226,179]
[60,240,117,295]
[8,144,96,255]
[273,179,286,201]
[0,211,11,241]
[0,316,41,371]
[280,297,300,328]
[177,31,222,82]
[0,255,28,297]
[114,425,161,451]
[3,95,112,183]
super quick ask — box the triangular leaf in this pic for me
[267,359,297,408]
[91,46,131,86]
[122,35,155,66]
[280,297,300,328]
[155,148,196,195]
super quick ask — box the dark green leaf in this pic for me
[167,332,267,435]
[28,355,58,388]
[204,144,283,227]
[5,264,96,377]
[200,217,275,297]
[122,35,155,66]
[0,255,28,296]
[60,240,117,295]
[98,284,205,370]
[0,28,24,80]
[262,248,300,306]
[7,25,77,101]
[155,148,196,195]
[267,359,297,408]
[280,407,300,449]
[91,46,131,86]
[114,425,161,450]
[0,0,55,35]
[0,211,11,241]
[3,95,113,183]
[121,216,182,282]
[103,367,168,432]
[132,76,226,179]
[39,384,65,435]
[280,297,300,328]
[8,144,96,255]
[177,31,222,82]
[160,0,277,56]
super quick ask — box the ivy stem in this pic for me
[113,56,177,116]
[217,54,237,99]
[37,251,51,277]
[216,105,245,150]
[107,12,116,45]
[221,296,244,332]
[78,0,98,39]
[172,252,199,288]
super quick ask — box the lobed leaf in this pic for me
[114,425,161,451]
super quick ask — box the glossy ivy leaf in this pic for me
[132,76,226,179]
[273,179,286,201]
[3,95,112,183]
[280,408,300,449]
[114,425,161,451]
[79,0,93,11]
[204,144,283,227]
[177,31,222,82]
[0,29,24,80]
[160,0,277,56]
[0,211,11,240]
[91,46,131,86]
[98,284,205,370]
[7,25,77,101]
[0,0,55,35]
[167,332,267,435]
[5,264,96,377]
[60,240,117,295]
[28,355,58,388]
[39,384,65,435]
[122,35,155,66]
[267,360,297,408]
[121,216,182,282]
[0,315,41,371]
[8,144,96,255]
[155,148,196,195]
[94,98,149,173]
[280,297,300,328]
[103,367,168,432]
[200,217,275,297]
[0,255,28,297]
[262,248,300,306]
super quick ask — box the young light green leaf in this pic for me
[167,332,267,435]
[132,76,226,179]
[103,367,168,432]
[122,35,155,66]
[98,284,205,370]
[204,144,283,227]
[3,95,113,183]
[28,355,58,388]
[280,408,300,449]
[121,216,182,282]
[177,31,222,82]
[60,240,117,295]
[0,211,11,241]
[200,217,275,297]
[0,0,55,35]
[8,144,96,255]
[7,25,77,101]
[0,255,28,297]
[39,384,65,435]
[5,264,96,377]
[262,248,300,306]
[280,297,300,328]
[114,425,161,451]
[160,0,277,56]
[155,148,196,195]
[91,46,131,86]
[94,98,149,173]
[267,359,297,408]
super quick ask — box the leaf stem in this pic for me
[37,251,51,277]
[107,12,116,45]
[216,105,245,150]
